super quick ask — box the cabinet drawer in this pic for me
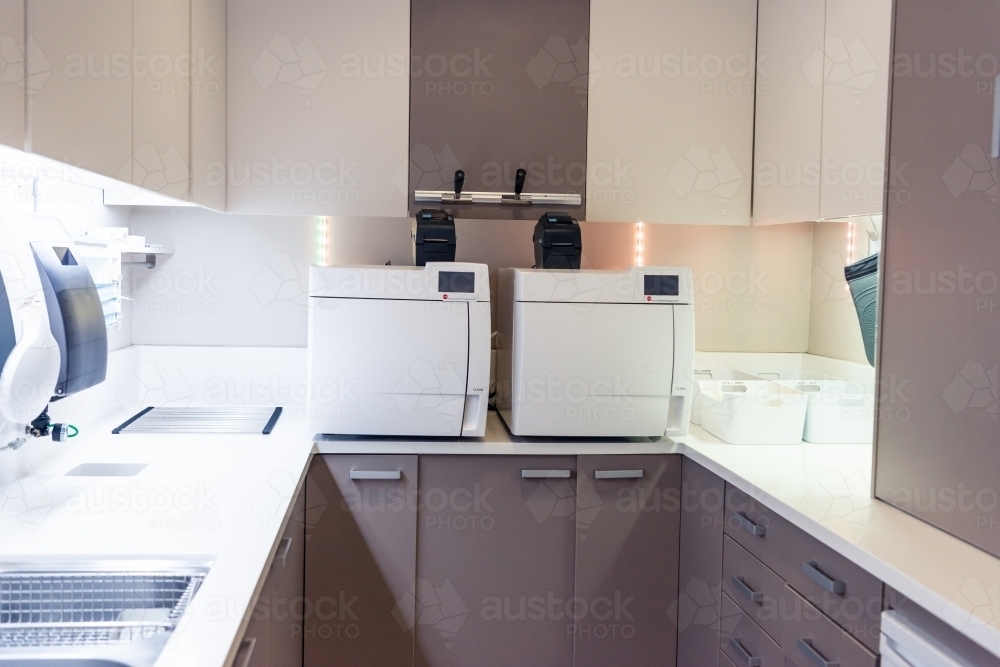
[722,536,785,643]
[726,486,882,651]
[781,587,877,667]
[782,533,882,652]
[722,594,784,667]
[725,486,790,572]
[721,648,738,667]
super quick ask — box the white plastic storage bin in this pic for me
[767,371,875,444]
[695,371,808,445]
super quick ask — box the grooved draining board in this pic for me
[112,407,282,435]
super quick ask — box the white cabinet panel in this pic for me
[27,0,133,181]
[753,0,825,225]
[819,0,892,219]
[587,0,757,225]
[227,0,409,217]
[0,0,25,149]
[132,0,190,199]
[190,0,226,210]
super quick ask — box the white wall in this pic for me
[130,206,313,347]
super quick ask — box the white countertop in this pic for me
[3,346,999,665]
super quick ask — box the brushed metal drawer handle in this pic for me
[803,561,847,596]
[237,637,257,667]
[735,511,766,537]
[350,470,402,480]
[274,537,293,569]
[732,576,764,604]
[797,638,839,667]
[594,469,644,479]
[522,470,572,479]
[729,637,762,667]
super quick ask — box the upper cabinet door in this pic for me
[27,0,133,181]
[132,0,190,200]
[0,0,25,150]
[189,0,226,211]
[587,0,758,225]
[227,0,410,217]
[408,0,590,221]
[818,0,893,219]
[753,0,825,225]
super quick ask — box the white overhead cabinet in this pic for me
[189,0,226,211]
[227,0,410,217]
[25,0,225,207]
[753,0,892,224]
[27,0,134,181]
[587,0,758,225]
[819,0,892,220]
[130,0,191,200]
[0,0,25,150]
[752,0,825,225]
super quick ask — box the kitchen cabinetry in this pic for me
[304,455,418,667]
[752,0,892,224]
[752,0,825,225]
[25,0,225,206]
[874,0,1000,560]
[408,0,589,221]
[818,0,892,220]
[242,480,306,667]
[587,0,757,225]
[677,458,726,667]
[227,0,409,217]
[723,486,882,665]
[573,455,680,667]
[189,0,226,210]
[0,0,25,150]
[132,0,190,199]
[415,455,577,667]
[27,0,134,180]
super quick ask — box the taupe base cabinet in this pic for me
[304,454,681,667]
[678,460,884,667]
[239,483,307,667]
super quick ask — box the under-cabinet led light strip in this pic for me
[636,221,645,267]
[316,216,330,266]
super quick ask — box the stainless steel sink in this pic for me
[0,561,211,667]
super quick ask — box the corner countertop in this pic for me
[2,345,999,666]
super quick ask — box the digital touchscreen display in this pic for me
[644,274,679,296]
[438,271,476,294]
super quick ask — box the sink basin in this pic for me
[0,561,211,667]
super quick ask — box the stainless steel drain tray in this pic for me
[112,407,282,435]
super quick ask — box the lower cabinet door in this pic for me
[415,455,577,667]
[267,487,306,667]
[304,455,419,667]
[677,459,727,667]
[573,455,681,667]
